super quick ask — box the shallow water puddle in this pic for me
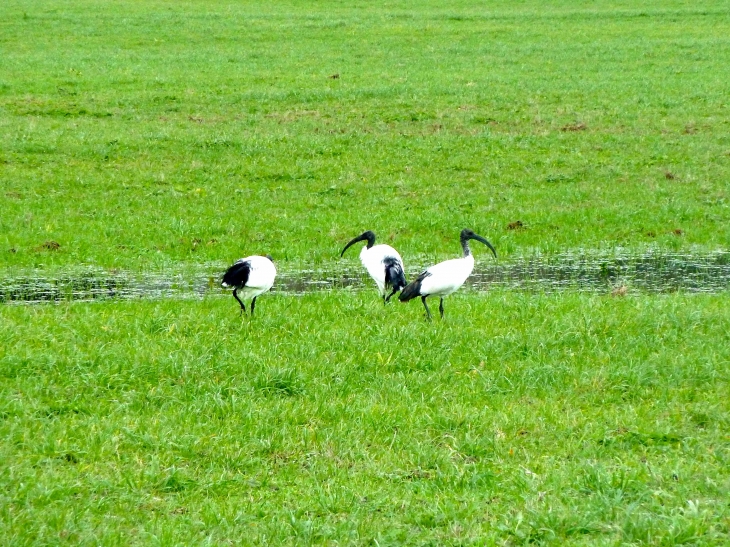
[1,251,729,304]
[469,251,730,293]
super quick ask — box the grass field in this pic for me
[1,0,729,270]
[2,0,730,545]
[1,293,729,544]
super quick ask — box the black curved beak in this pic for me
[340,233,368,257]
[470,234,497,258]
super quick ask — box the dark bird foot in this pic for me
[385,286,399,303]
[421,295,432,322]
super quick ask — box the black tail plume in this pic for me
[222,260,251,288]
[398,271,431,302]
[383,257,407,292]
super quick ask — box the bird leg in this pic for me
[233,289,246,315]
[385,286,398,303]
[439,298,445,319]
[421,295,432,322]
[251,296,257,317]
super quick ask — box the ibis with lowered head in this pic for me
[340,230,407,303]
[399,229,496,320]
[221,254,276,315]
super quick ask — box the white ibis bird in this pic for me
[399,229,496,320]
[221,254,276,315]
[340,230,407,303]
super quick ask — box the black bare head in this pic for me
[460,228,497,258]
[340,230,377,257]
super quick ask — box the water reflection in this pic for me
[1,251,728,304]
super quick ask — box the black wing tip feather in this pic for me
[383,257,407,292]
[221,260,251,288]
[398,271,430,302]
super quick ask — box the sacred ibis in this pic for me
[399,229,496,320]
[340,230,407,303]
[221,254,276,315]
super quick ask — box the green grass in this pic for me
[1,0,730,271]
[2,1,729,544]
[1,292,729,544]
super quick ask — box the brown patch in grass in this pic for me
[507,221,524,230]
[646,231,656,238]
[683,124,697,134]
[561,122,587,132]
[329,73,340,79]
[611,285,628,297]
[664,171,675,180]
[672,228,684,236]
[403,469,434,480]
[39,241,60,251]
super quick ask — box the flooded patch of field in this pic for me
[1,251,728,304]
[468,250,730,293]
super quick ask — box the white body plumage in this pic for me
[221,255,277,315]
[399,229,496,320]
[359,243,405,298]
[417,254,475,297]
[340,231,407,302]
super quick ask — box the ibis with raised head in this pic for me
[399,229,496,320]
[340,230,407,303]
[221,254,276,315]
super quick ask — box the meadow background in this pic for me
[1,0,729,544]
[2,0,729,268]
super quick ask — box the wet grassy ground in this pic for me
[1,292,729,544]
[2,250,730,304]
[2,1,730,544]
[2,0,729,270]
